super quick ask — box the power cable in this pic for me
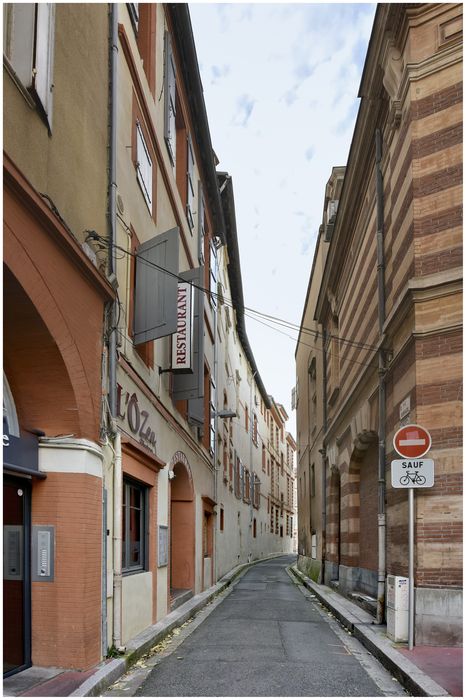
[85,230,384,360]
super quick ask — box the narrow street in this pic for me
[104,556,406,697]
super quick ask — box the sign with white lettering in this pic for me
[171,282,194,373]
[391,459,434,488]
[393,424,432,459]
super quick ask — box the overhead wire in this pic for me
[85,230,382,366]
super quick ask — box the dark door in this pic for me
[3,476,31,676]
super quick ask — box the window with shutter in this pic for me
[136,122,153,212]
[4,3,55,130]
[133,227,179,345]
[164,31,176,165]
[197,182,205,264]
[186,135,195,230]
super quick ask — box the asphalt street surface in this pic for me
[105,555,406,697]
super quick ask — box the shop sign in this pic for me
[3,419,40,473]
[117,383,157,454]
[171,281,194,372]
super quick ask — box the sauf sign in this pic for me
[171,282,194,373]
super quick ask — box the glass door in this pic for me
[3,476,31,676]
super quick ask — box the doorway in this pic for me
[169,461,194,606]
[3,476,31,677]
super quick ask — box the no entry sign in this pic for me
[393,424,432,459]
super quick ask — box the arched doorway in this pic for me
[169,454,195,606]
[345,433,379,597]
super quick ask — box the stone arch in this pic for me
[168,451,195,597]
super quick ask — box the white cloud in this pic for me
[189,2,376,419]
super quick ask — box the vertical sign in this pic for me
[171,282,194,372]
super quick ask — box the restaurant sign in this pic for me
[117,383,157,454]
[171,281,194,373]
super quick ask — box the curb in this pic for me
[290,566,450,698]
[71,552,288,696]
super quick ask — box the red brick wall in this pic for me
[31,473,102,670]
[358,443,378,572]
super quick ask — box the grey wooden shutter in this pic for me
[187,396,204,428]
[172,266,204,400]
[133,227,179,344]
[164,31,176,164]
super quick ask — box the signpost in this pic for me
[392,424,433,651]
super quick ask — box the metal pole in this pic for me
[408,487,414,650]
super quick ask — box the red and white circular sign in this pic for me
[393,424,432,459]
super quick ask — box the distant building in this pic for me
[295,3,462,646]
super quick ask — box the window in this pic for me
[198,183,205,264]
[220,507,224,532]
[127,2,139,31]
[186,135,195,230]
[164,31,176,165]
[262,444,266,472]
[209,377,216,455]
[244,469,250,503]
[311,532,317,559]
[4,3,55,130]
[253,518,257,538]
[253,414,258,446]
[136,122,153,212]
[244,404,249,433]
[310,464,315,497]
[122,479,147,573]
[253,475,260,509]
[209,241,217,308]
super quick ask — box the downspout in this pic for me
[320,327,328,585]
[375,128,387,625]
[108,4,124,652]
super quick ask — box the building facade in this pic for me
[3,2,296,676]
[3,3,114,674]
[296,3,462,646]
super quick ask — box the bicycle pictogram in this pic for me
[399,471,426,486]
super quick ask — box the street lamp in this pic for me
[211,409,237,419]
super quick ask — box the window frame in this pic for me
[122,477,148,575]
[136,120,153,212]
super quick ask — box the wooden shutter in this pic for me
[34,3,55,129]
[164,31,176,164]
[133,227,179,344]
[172,267,204,401]
[198,182,205,264]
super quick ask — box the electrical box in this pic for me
[386,575,408,642]
[32,526,54,582]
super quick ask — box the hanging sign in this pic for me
[171,282,194,373]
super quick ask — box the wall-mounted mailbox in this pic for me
[32,526,54,582]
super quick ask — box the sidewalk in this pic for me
[291,566,463,698]
[3,554,281,698]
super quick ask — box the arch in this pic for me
[343,430,379,597]
[169,452,195,598]
[4,224,103,439]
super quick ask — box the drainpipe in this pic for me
[375,128,387,625]
[112,429,124,650]
[108,4,124,651]
[320,328,328,585]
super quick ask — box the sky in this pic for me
[189,2,377,431]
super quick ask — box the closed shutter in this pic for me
[172,266,204,401]
[186,134,195,229]
[187,396,204,428]
[133,227,179,344]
